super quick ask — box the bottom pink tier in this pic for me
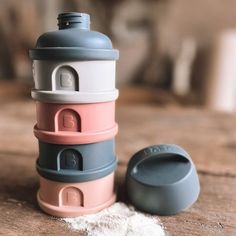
[37,173,116,217]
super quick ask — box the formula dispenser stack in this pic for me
[29,12,119,217]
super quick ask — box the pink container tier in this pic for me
[37,172,116,217]
[34,101,118,144]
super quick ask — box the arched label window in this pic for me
[59,149,83,171]
[55,66,79,91]
[57,109,81,132]
[61,187,83,207]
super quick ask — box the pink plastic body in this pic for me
[37,172,116,217]
[34,101,118,144]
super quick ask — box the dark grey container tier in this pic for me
[126,144,200,215]
[37,139,117,182]
[29,12,119,61]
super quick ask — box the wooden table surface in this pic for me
[0,84,236,235]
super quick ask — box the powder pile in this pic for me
[62,202,166,236]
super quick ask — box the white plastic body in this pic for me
[32,60,118,103]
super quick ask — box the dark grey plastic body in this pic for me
[126,144,200,215]
[37,139,117,183]
[29,13,119,61]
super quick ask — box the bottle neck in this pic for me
[57,12,90,30]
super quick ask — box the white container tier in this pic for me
[32,60,118,103]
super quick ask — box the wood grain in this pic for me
[0,86,236,235]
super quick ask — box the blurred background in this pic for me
[1,1,236,234]
[1,0,236,111]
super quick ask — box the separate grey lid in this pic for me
[126,144,200,215]
[29,12,119,61]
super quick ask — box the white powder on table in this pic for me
[62,202,166,236]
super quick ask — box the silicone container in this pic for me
[29,12,119,218]
[29,12,119,104]
[29,13,119,61]
[34,101,117,144]
[126,144,200,215]
[38,172,116,217]
[31,61,118,104]
[37,139,117,182]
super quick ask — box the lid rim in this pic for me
[36,158,117,183]
[29,48,119,60]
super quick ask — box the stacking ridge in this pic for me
[29,12,119,217]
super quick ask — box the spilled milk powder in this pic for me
[62,202,166,236]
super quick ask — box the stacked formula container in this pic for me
[29,13,119,217]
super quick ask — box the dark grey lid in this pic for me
[126,144,200,215]
[29,12,119,60]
